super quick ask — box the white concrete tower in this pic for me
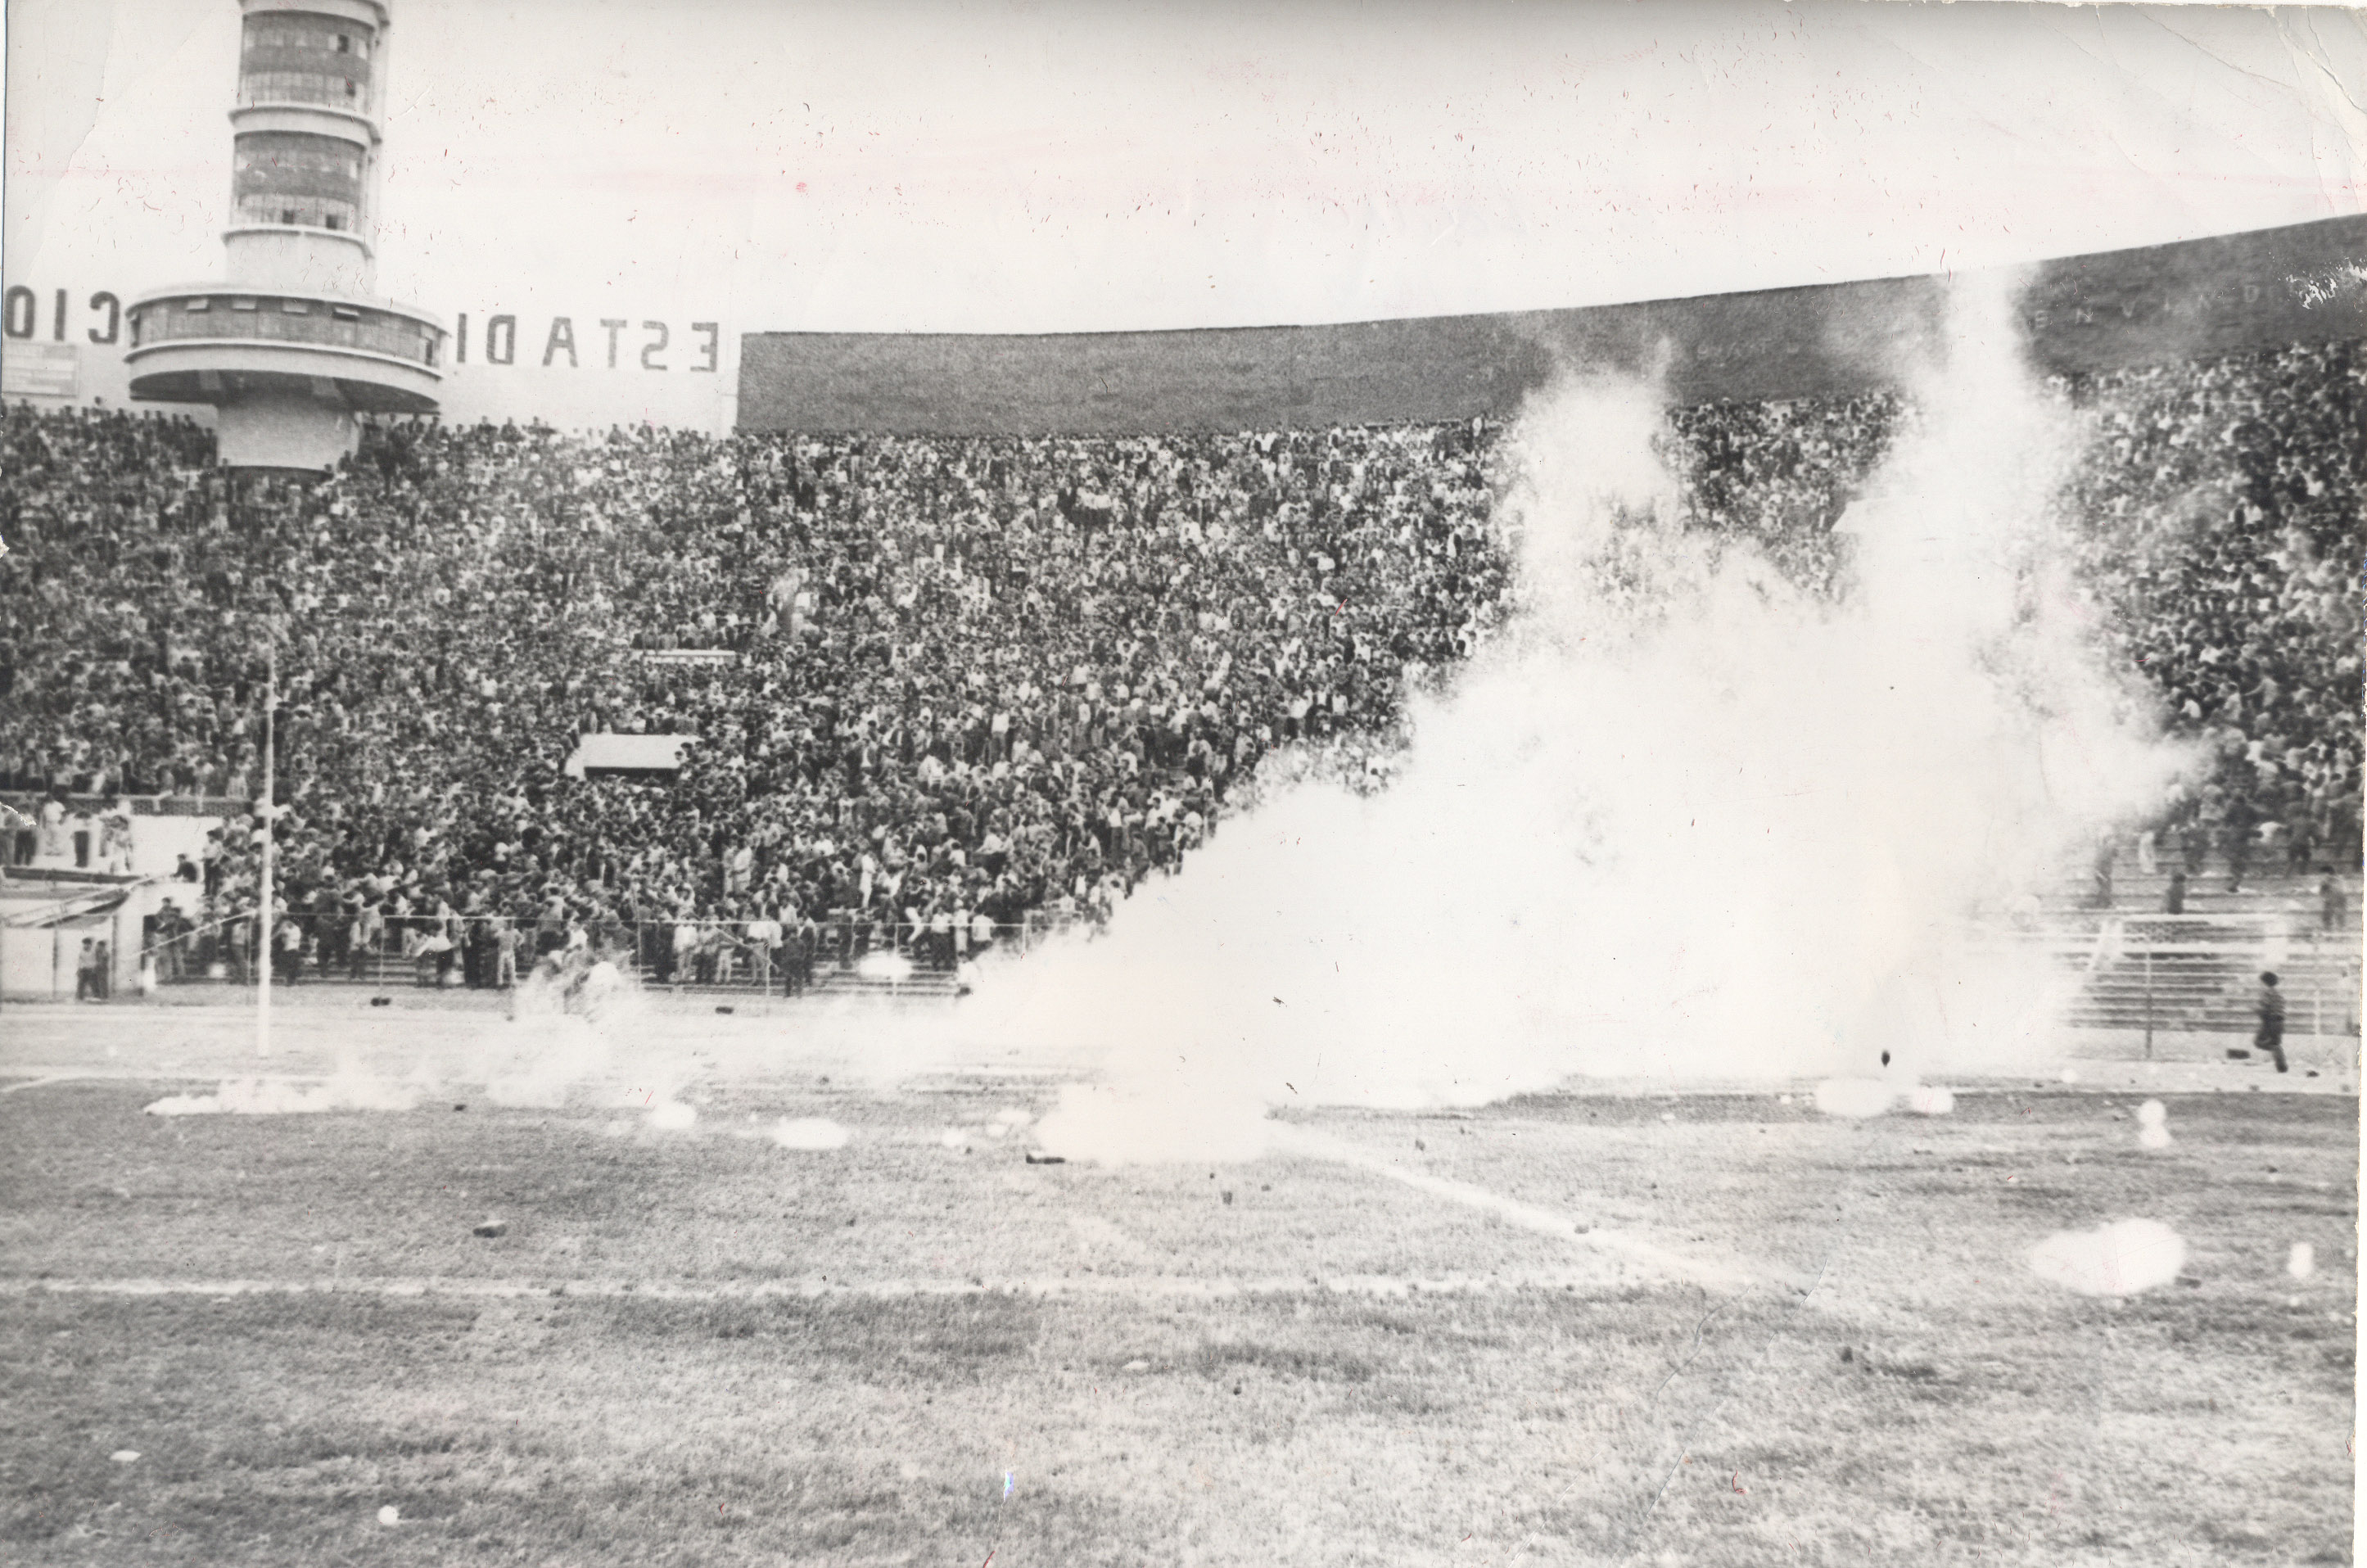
[124,0,444,472]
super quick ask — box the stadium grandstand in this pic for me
[0,220,2359,1024]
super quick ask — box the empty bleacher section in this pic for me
[2,222,2359,1029]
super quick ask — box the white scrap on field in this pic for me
[939,1127,968,1150]
[2136,1099,2173,1150]
[142,1077,419,1117]
[377,1505,400,1526]
[2288,1242,2315,1281]
[2027,1218,2187,1297]
[646,1100,698,1131]
[1904,1084,1956,1115]
[1813,1078,1895,1118]
[109,1450,139,1464]
[771,1117,851,1151]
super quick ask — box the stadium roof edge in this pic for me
[739,215,2364,434]
[743,215,2365,346]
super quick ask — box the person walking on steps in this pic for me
[2254,971,2288,1073]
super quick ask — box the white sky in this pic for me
[5,0,2362,427]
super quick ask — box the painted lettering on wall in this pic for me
[1,288,730,371]
[451,313,721,373]
[2,287,120,344]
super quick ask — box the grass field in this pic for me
[1,1000,2356,1566]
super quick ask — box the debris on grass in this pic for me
[770,1117,851,1150]
[2028,1218,2186,1297]
[2137,1100,2173,1150]
[473,1218,508,1238]
[1905,1084,1956,1115]
[2288,1243,2315,1281]
[377,1505,400,1526]
[647,1100,698,1131]
[1024,1152,1066,1165]
[109,1450,139,1464]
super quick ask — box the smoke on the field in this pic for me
[990,271,2189,1164]
[143,1075,422,1116]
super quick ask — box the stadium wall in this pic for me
[737,216,2367,434]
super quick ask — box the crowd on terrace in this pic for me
[0,337,2356,982]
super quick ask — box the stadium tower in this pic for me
[123,0,444,472]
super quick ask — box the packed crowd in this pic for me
[0,335,2356,982]
[2055,341,2363,877]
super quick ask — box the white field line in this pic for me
[5,1269,1652,1304]
[1269,1124,1813,1295]
[0,1074,76,1094]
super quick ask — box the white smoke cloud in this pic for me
[1005,274,2190,1164]
[142,1076,421,1117]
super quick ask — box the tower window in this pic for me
[281,208,299,224]
[184,297,211,313]
[323,214,343,231]
[282,299,310,314]
[332,305,361,321]
[345,79,359,97]
[230,298,259,312]
[336,34,350,52]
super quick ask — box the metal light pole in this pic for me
[257,645,275,1058]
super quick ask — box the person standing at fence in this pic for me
[2253,972,2288,1073]
[791,911,818,996]
[98,802,135,873]
[2162,868,2188,915]
[494,918,522,989]
[535,897,567,960]
[224,911,249,985]
[37,791,69,865]
[154,900,183,982]
[75,938,102,1001]
[928,898,955,971]
[2321,869,2347,933]
[277,915,305,985]
[745,910,779,992]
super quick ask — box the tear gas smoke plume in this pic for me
[992,273,2189,1163]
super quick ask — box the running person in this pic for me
[2254,972,2288,1073]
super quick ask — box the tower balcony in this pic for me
[125,287,444,468]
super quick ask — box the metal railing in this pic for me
[134,910,1104,996]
